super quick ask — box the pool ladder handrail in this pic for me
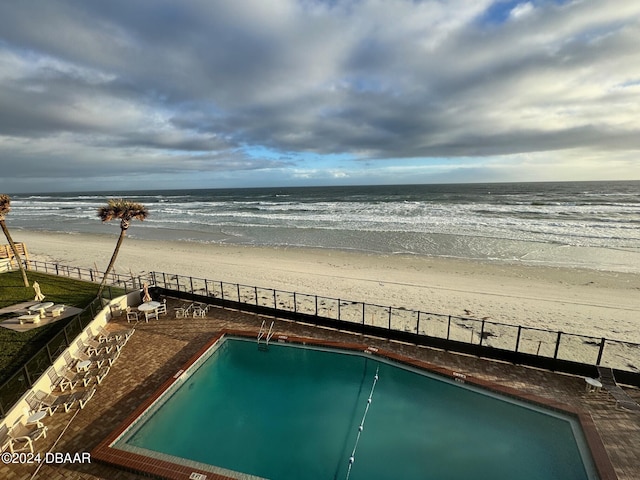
[257,320,275,350]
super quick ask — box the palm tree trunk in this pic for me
[0,219,29,287]
[97,228,127,298]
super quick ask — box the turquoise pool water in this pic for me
[116,338,595,480]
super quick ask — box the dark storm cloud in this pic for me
[0,0,639,190]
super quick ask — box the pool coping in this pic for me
[91,329,618,480]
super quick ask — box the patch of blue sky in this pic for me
[477,0,569,26]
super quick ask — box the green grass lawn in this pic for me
[0,270,123,386]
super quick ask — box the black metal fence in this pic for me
[25,259,153,291]
[150,271,640,386]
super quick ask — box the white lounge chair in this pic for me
[47,367,80,392]
[74,339,120,368]
[70,386,96,410]
[85,327,124,353]
[32,390,78,414]
[97,325,134,343]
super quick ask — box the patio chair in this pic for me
[2,422,41,454]
[126,307,139,323]
[156,299,167,315]
[1,424,13,453]
[144,309,158,322]
[175,303,194,318]
[192,303,208,318]
[8,417,48,453]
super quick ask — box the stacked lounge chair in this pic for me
[96,324,134,344]
[62,351,111,386]
[74,339,120,368]
[597,366,640,411]
[81,331,121,355]
[47,368,81,392]
[26,389,75,415]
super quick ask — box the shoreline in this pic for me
[10,229,640,344]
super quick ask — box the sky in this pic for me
[0,0,639,193]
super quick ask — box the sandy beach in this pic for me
[12,229,640,346]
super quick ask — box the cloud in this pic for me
[0,0,639,191]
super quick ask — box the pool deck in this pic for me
[3,302,639,480]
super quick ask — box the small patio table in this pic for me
[584,377,602,393]
[27,410,47,428]
[138,301,161,313]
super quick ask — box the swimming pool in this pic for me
[98,333,604,480]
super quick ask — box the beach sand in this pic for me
[14,229,640,347]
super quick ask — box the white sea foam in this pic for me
[9,182,640,272]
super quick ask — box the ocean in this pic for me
[7,181,640,273]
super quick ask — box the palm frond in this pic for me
[0,194,11,219]
[97,199,149,223]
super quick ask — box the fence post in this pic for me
[362,303,366,325]
[254,286,258,305]
[62,325,70,349]
[315,296,318,316]
[554,332,562,360]
[293,292,297,313]
[447,315,451,340]
[596,338,606,365]
[416,311,421,335]
[55,263,59,275]
[23,366,32,389]
[273,290,277,310]
[515,326,522,353]
[479,319,485,346]
[338,299,341,320]
[388,306,392,330]
[45,343,53,364]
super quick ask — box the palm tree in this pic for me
[0,194,29,287]
[96,199,148,297]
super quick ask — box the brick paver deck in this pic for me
[4,300,639,480]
